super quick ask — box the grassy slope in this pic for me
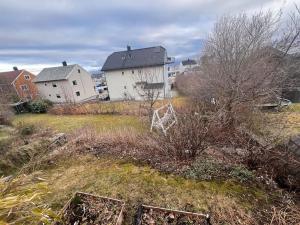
[0,155,267,224]
[12,114,145,133]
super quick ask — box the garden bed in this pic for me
[135,204,211,225]
[58,192,125,225]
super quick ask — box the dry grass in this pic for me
[12,114,146,134]
[285,111,300,137]
[48,97,187,116]
[0,155,269,225]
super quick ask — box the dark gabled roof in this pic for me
[182,59,197,66]
[0,70,23,84]
[101,46,167,71]
[34,64,77,83]
[144,82,164,90]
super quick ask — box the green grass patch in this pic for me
[12,114,145,133]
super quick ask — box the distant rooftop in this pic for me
[182,59,197,66]
[101,46,168,71]
[34,64,77,83]
[0,70,23,84]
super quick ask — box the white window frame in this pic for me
[24,74,30,80]
[20,84,28,91]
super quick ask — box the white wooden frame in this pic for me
[150,102,177,135]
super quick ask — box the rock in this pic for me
[288,134,300,156]
[49,133,67,147]
[0,175,13,182]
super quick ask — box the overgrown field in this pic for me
[0,155,268,224]
[0,102,299,224]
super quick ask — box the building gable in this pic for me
[102,46,167,71]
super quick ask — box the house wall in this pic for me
[104,65,171,101]
[36,65,97,103]
[13,71,38,100]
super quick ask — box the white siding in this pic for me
[105,65,171,101]
[36,65,97,103]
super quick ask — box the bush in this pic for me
[42,99,53,107]
[229,166,254,183]
[29,100,51,113]
[184,159,227,180]
[163,105,213,159]
[0,105,13,125]
[17,123,35,136]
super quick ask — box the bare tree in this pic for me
[191,8,300,127]
[135,69,164,120]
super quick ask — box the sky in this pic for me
[0,0,297,73]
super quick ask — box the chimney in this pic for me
[62,61,67,66]
[13,66,18,71]
[127,45,131,51]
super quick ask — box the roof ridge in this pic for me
[0,70,23,74]
[112,46,165,54]
[42,64,77,70]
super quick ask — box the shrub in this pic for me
[0,105,13,125]
[184,159,229,180]
[163,105,213,159]
[29,100,50,113]
[18,123,35,136]
[43,99,53,107]
[229,166,254,183]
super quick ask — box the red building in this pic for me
[0,68,38,102]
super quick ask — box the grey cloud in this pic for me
[0,0,293,72]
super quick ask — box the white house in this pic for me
[180,58,199,73]
[101,46,174,101]
[34,62,97,103]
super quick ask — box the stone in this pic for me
[288,134,300,156]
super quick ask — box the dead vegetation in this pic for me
[136,205,210,225]
[58,192,124,225]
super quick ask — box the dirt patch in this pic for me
[58,192,125,225]
[135,205,210,225]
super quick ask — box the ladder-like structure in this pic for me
[150,102,177,135]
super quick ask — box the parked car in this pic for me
[95,84,108,93]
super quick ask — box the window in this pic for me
[24,75,30,80]
[124,86,127,89]
[78,69,81,73]
[49,94,51,97]
[75,91,80,96]
[138,70,142,74]
[131,70,134,74]
[122,71,124,75]
[52,83,57,87]
[20,84,28,91]
[44,83,47,86]
[72,80,77,85]
[56,94,61,98]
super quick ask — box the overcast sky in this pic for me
[0,0,296,73]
